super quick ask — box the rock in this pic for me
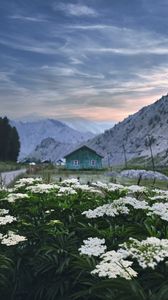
[119,169,168,181]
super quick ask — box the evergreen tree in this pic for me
[8,127,20,161]
[0,117,20,161]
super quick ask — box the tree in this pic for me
[122,143,128,168]
[0,117,20,162]
[145,135,155,172]
[8,127,20,161]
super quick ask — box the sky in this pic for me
[0,0,168,123]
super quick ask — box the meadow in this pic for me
[0,176,168,299]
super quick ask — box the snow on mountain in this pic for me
[10,119,94,160]
[87,94,168,166]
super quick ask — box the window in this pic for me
[91,160,96,166]
[73,160,79,166]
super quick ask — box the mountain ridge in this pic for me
[87,94,168,166]
[14,94,168,166]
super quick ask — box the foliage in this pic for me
[0,178,168,299]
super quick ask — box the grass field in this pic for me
[0,161,26,172]
[1,161,168,190]
[30,165,168,190]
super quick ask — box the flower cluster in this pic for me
[14,177,42,189]
[91,250,137,280]
[121,237,168,269]
[82,200,129,218]
[127,185,147,194]
[150,195,168,201]
[26,183,59,194]
[147,202,168,221]
[149,189,168,202]
[79,237,107,257]
[108,182,126,192]
[0,231,27,246]
[5,193,29,203]
[153,189,168,197]
[61,178,80,186]
[91,181,125,192]
[82,196,148,219]
[0,215,16,225]
[74,184,102,194]
[57,186,77,196]
[123,196,149,210]
[0,209,9,216]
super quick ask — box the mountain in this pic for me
[27,138,73,163]
[87,94,168,166]
[10,119,94,160]
[59,118,115,134]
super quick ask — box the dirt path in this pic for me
[0,169,27,187]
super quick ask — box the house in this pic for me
[64,145,103,170]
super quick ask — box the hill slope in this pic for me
[27,138,73,163]
[88,94,168,166]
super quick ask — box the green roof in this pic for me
[64,145,104,159]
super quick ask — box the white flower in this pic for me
[74,184,102,194]
[91,182,108,189]
[82,200,129,219]
[57,186,77,196]
[0,231,27,246]
[82,196,148,219]
[120,237,168,269]
[0,215,16,225]
[91,250,137,280]
[14,177,42,189]
[61,178,80,186]
[79,237,107,257]
[148,202,168,221]
[150,195,168,201]
[5,193,29,203]
[91,182,125,192]
[0,209,9,216]
[123,197,149,210]
[108,183,125,191]
[153,189,168,197]
[26,183,59,194]
[127,185,147,193]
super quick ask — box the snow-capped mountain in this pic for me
[11,119,94,160]
[87,94,168,166]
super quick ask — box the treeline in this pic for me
[0,117,20,162]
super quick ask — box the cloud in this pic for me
[70,57,83,65]
[68,24,168,56]
[1,1,168,122]
[54,3,98,17]
[9,15,47,22]
[0,35,68,55]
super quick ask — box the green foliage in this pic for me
[1,178,168,299]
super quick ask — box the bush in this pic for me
[0,178,168,299]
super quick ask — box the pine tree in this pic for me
[8,127,20,161]
[0,117,20,161]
